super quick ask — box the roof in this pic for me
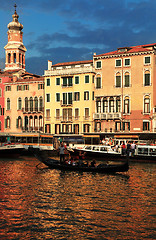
[95,43,156,58]
[52,59,93,67]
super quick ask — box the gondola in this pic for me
[32,149,129,173]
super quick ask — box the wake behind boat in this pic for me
[32,148,129,173]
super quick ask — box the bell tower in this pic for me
[4,4,27,72]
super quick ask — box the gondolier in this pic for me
[59,142,65,163]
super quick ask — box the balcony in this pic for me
[45,65,94,76]
[93,113,121,120]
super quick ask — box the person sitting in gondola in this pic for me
[90,159,96,167]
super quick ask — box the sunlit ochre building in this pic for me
[44,60,95,134]
[93,44,156,135]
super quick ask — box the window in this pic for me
[144,56,151,65]
[75,76,79,84]
[13,53,16,63]
[17,85,22,91]
[5,86,11,91]
[34,97,38,111]
[116,73,121,87]
[56,93,60,102]
[7,98,10,110]
[84,91,89,100]
[56,109,60,120]
[18,97,22,110]
[62,77,73,86]
[85,108,89,119]
[83,124,90,133]
[74,92,80,101]
[30,97,33,111]
[38,84,44,90]
[46,109,50,120]
[75,108,79,120]
[103,97,108,113]
[16,116,22,129]
[68,77,73,86]
[109,97,114,113]
[124,58,130,66]
[123,121,130,131]
[92,91,94,100]
[0,89,1,97]
[96,98,101,113]
[25,97,28,112]
[124,72,130,87]
[0,78,1,83]
[5,116,10,128]
[144,70,150,86]
[85,75,89,83]
[46,94,50,102]
[96,61,101,69]
[63,93,67,105]
[124,96,130,114]
[68,93,73,105]
[56,78,60,85]
[115,122,121,132]
[63,77,67,86]
[116,59,121,67]
[8,53,11,63]
[46,78,50,86]
[143,121,150,131]
[39,97,43,111]
[144,95,150,114]
[23,85,29,90]
[96,77,101,89]
[116,97,121,112]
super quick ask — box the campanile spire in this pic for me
[4,4,27,72]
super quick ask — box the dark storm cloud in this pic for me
[1,0,156,75]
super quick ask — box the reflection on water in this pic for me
[0,157,155,240]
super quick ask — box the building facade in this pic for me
[44,60,95,135]
[93,44,156,135]
[1,6,44,135]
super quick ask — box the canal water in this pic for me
[0,157,155,240]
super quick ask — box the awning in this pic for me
[114,135,139,139]
[82,135,100,138]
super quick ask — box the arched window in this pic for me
[0,121,1,130]
[96,75,101,89]
[16,116,22,129]
[5,116,10,128]
[25,97,28,112]
[124,72,130,87]
[18,97,22,110]
[34,97,38,112]
[124,96,130,114]
[0,88,2,97]
[144,95,150,114]
[30,97,33,112]
[13,53,16,63]
[116,72,121,87]
[109,97,114,113]
[144,70,150,86]
[39,97,43,112]
[8,53,11,63]
[7,98,10,110]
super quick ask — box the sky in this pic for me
[0,0,156,76]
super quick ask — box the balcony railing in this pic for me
[93,112,121,120]
[22,107,44,113]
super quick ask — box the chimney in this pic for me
[48,60,52,70]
